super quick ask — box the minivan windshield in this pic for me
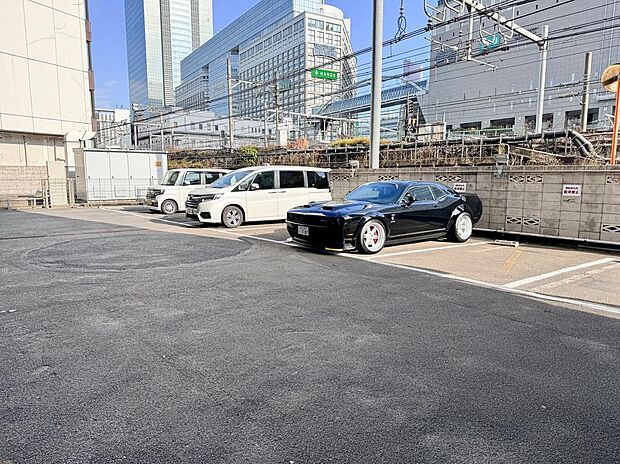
[345,182,407,205]
[210,168,256,188]
[161,170,180,186]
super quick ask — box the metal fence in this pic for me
[81,178,158,202]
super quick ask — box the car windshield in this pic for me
[210,169,256,188]
[161,171,180,186]
[345,182,407,204]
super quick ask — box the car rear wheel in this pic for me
[449,212,473,242]
[356,220,386,254]
[222,206,243,228]
[161,199,178,215]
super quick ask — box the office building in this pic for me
[0,0,95,179]
[418,0,619,134]
[177,0,355,141]
[125,0,213,108]
[95,108,131,148]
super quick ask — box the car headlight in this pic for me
[201,194,223,202]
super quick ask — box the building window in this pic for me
[308,18,324,30]
[326,22,341,33]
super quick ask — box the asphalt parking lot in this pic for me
[84,206,620,316]
[2,206,620,463]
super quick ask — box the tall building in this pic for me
[0,0,95,179]
[418,0,620,134]
[95,108,131,148]
[124,0,213,109]
[177,0,355,141]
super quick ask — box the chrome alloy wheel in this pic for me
[361,220,386,253]
[161,199,178,215]
[455,213,473,241]
[225,208,242,227]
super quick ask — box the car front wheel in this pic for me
[222,206,243,228]
[161,199,178,215]
[356,219,386,254]
[449,212,473,242]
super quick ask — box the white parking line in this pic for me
[343,255,620,317]
[236,224,286,232]
[364,241,490,259]
[503,258,616,289]
[96,207,620,318]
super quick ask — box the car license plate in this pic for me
[298,225,309,236]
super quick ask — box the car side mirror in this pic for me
[250,183,260,191]
[183,180,191,186]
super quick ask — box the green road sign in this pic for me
[311,69,338,81]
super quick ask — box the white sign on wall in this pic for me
[453,182,467,193]
[562,184,582,197]
[313,43,338,58]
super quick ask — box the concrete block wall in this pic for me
[0,166,47,197]
[330,166,620,244]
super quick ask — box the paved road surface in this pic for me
[1,210,619,463]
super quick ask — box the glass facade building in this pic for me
[125,0,213,108]
[178,0,355,141]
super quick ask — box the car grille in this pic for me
[186,194,210,209]
[287,212,333,227]
[146,189,162,200]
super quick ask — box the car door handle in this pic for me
[278,190,287,193]
[268,191,278,194]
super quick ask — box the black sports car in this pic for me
[287,181,483,254]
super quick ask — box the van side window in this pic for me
[204,172,219,184]
[280,171,305,189]
[307,171,329,189]
[254,171,275,190]
[184,171,202,185]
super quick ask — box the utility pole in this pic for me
[466,5,474,61]
[535,25,549,134]
[227,57,235,150]
[274,71,280,138]
[160,113,164,151]
[581,52,593,133]
[263,99,268,148]
[369,0,384,169]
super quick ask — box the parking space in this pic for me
[27,206,620,315]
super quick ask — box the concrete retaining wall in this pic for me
[0,166,47,197]
[330,166,620,244]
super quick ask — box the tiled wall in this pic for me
[330,166,620,244]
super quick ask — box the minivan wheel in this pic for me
[356,220,386,254]
[222,206,243,228]
[161,199,178,215]
[449,212,473,242]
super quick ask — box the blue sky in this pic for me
[91,0,426,108]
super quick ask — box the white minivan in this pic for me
[146,168,230,214]
[185,166,332,227]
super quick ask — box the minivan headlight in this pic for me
[201,193,223,202]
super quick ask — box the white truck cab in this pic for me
[185,166,332,227]
[146,168,230,214]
